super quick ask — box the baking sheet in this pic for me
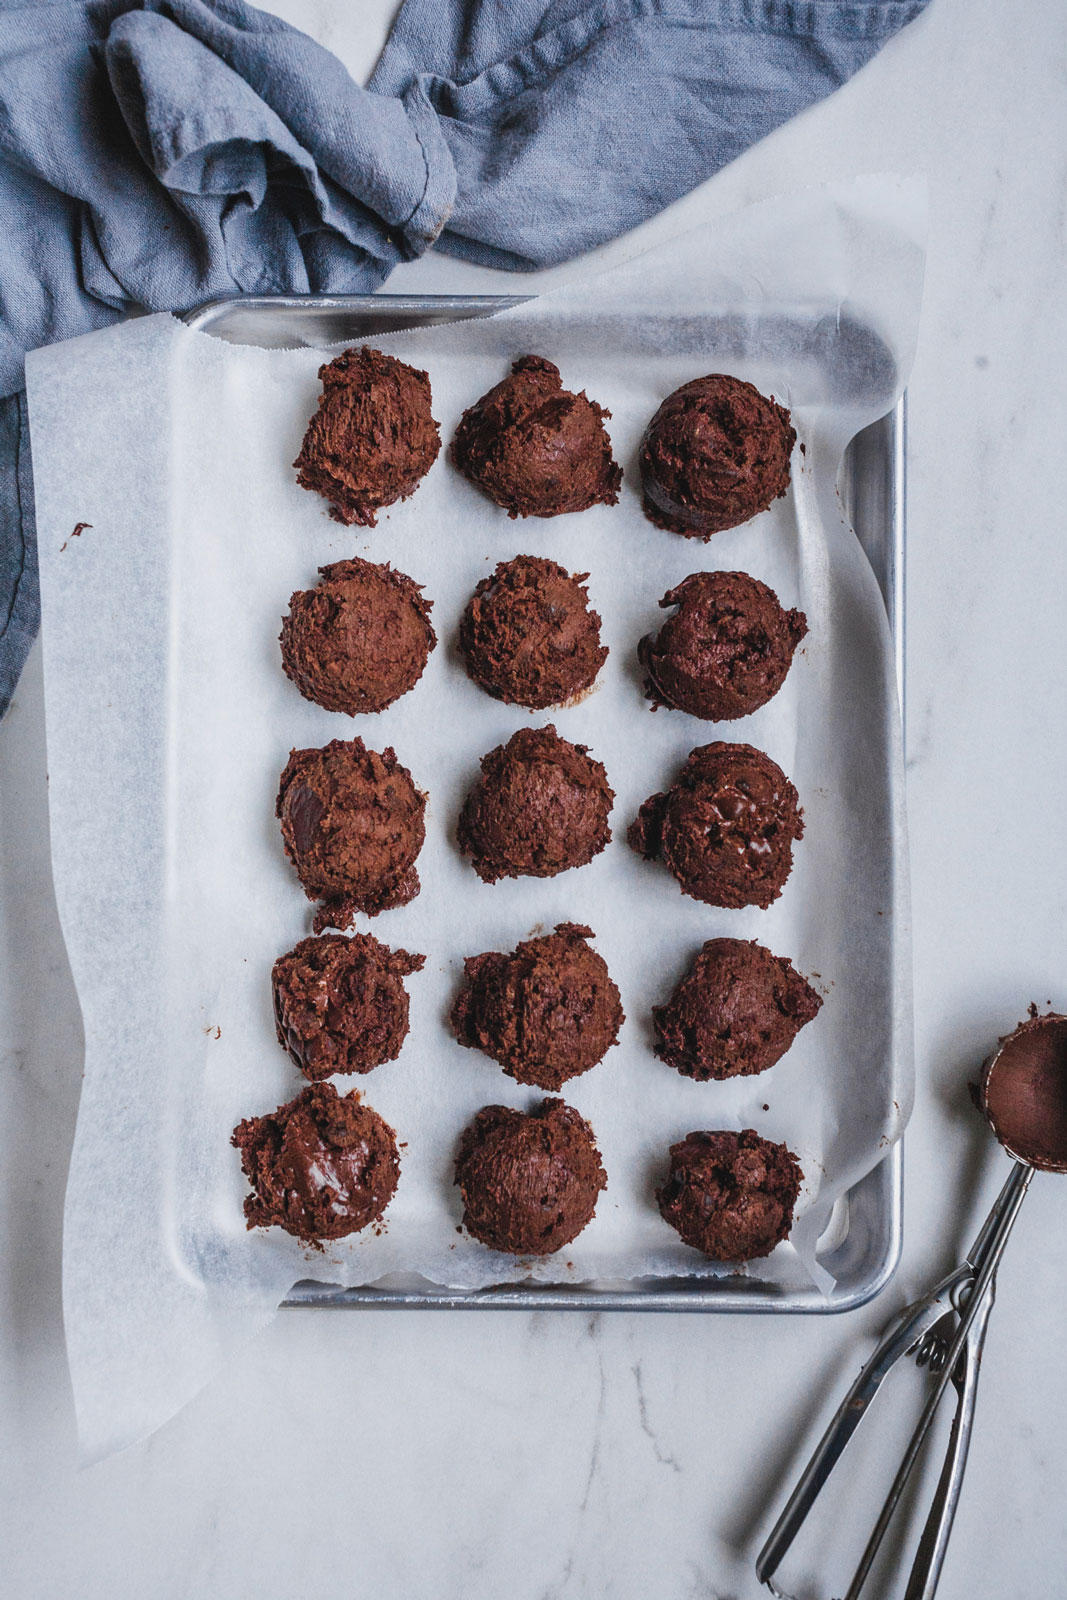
[28,176,924,1458]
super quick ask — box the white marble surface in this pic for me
[3,1,1066,1594]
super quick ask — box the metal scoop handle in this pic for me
[901,1273,993,1600]
[756,1160,1032,1600]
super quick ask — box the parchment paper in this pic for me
[28,177,924,1461]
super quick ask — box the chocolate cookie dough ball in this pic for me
[640,374,796,538]
[450,355,622,518]
[281,558,436,716]
[657,1129,802,1262]
[232,1082,400,1243]
[640,571,806,720]
[272,933,425,1080]
[460,555,607,709]
[653,939,821,1081]
[458,725,613,884]
[277,737,425,932]
[454,1099,606,1255]
[452,923,623,1089]
[629,742,802,909]
[294,346,441,527]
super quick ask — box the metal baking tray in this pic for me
[183,293,907,1315]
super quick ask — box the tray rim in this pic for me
[181,292,907,1316]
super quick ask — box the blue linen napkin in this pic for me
[0,0,928,714]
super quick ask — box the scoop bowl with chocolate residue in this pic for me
[980,1010,1067,1172]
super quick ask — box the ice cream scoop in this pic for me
[980,1010,1067,1172]
[758,1009,1067,1600]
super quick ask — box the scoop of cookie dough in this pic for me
[451,923,623,1089]
[640,571,806,720]
[232,1082,400,1243]
[450,355,622,518]
[281,558,436,716]
[277,737,425,931]
[454,1098,607,1255]
[640,374,795,537]
[294,346,440,527]
[273,933,425,1080]
[653,938,821,1081]
[460,555,607,709]
[656,1129,802,1261]
[458,725,613,883]
[628,741,802,909]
